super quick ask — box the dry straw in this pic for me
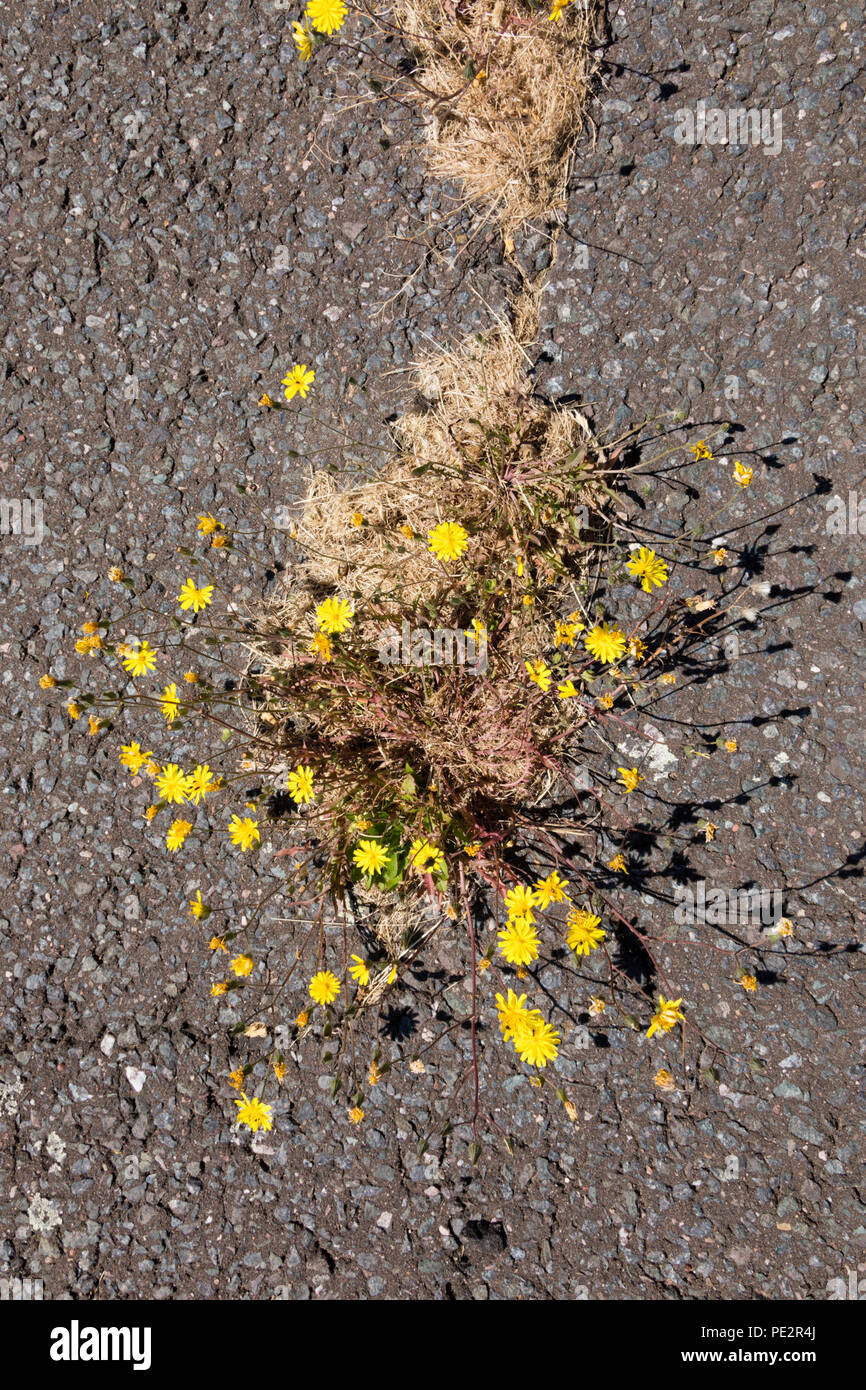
[254,317,606,830]
[292,319,599,606]
[393,0,602,235]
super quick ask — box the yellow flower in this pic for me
[349,1106,364,1125]
[306,0,347,35]
[349,955,370,987]
[589,996,606,1018]
[617,766,642,794]
[522,594,534,606]
[211,981,228,997]
[774,917,794,939]
[548,1,570,20]
[161,683,180,723]
[190,890,210,920]
[228,1067,245,1090]
[109,566,125,582]
[513,1016,560,1068]
[353,838,389,876]
[119,741,153,773]
[691,440,713,460]
[740,974,757,993]
[274,1061,287,1084]
[75,635,98,655]
[166,818,192,851]
[712,547,728,565]
[554,621,579,647]
[309,970,341,1006]
[654,1068,676,1091]
[40,674,56,689]
[495,989,532,1042]
[282,363,316,399]
[626,546,669,593]
[525,658,552,693]
[465,842,481,857]
[566,909,605,956]
[185,763,216,805]
[291,21,314,60]
[428,520,468,562]
[197,514,223,535]
[209,936,227,952]
[234,1094,273,1134]
[258,392,277,408]
[659,672,677,686]
[646,994,685,1039]
[704,821,717,842]
[350,511,364,527]
[177,578,214,613]
[724,738,738,752]
[144,805,159,822]
[733,460,753,488]
[409,1058,425,1074]
[409,839,445,874]
[533,870,571,909]
[599,693,614,710]
[585,622,627,664]
[315,595,353,634]
[368,1061,381,1086]
[122,641,157,677]
[399,523,414,540]
[228,814,260,851]
[608,853,627,873]
[287,763,315,804]
[504,884,538,921]
[497,919,540,967]
[557,679,579,699]
[628,636,646,661]
[88,715,101,736]
[309,631,332,663]
[230,954,254,978]
[295,1010,310,1028]
[211,533,228,550]
[155,763,188,804]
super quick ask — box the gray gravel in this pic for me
[1,0,864,1300]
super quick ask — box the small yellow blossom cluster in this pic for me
[495,989,560,1068]
[292,0,347,62]
[523,610,588,701]
[497,883,541,966]
[74,621,103,657]
[409,838,445,876]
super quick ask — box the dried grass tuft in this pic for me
[292,319,598,608]
[250,320,607,851]
[393,0,602,235]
